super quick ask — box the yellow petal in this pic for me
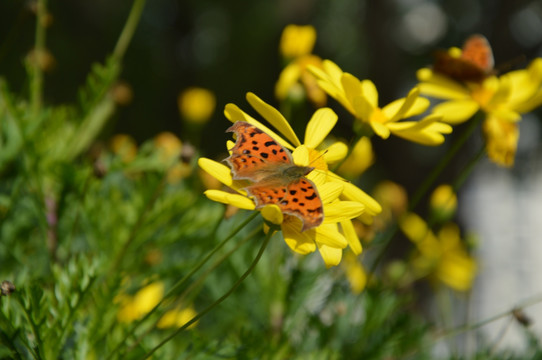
[432,100,480,125]
[315,224,348,248]
[304,108,338,148]
[370,120,391,139]
[261,204,283,225]
[224,103,295,151]
[292,145,310,166]
[204,190,255,210]
[246,92,301,147]
[323,141,348,164]
[282,220,317,254]
[275,63,302,100]
[361,79,378,108]
[324,201,365,223]
[316,242,343,268]
[279,24,316,58]
[198,158,234,187]
[318,181,344,204]
[416,69,470,100]
[342,182,382,215]
[341,220,362,255]
[341,73,363,108]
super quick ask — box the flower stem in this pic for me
[30,0,47,117]
[139,226,274,359]
[128,226,261,353]
[434,293,542,340]
[112,0,147,62]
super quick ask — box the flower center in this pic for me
[308,148,328,171]
[369,107,388,124]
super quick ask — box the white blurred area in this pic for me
[460,114,542,353]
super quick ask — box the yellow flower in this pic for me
[399,213,476,291]
[199,93,382,267]
[110,134,137,163]
[116,282,164,323]
[342,251,367,294]
[157,306,198,329]
[153,132,191,182]
[417,57,542,166]
[309,60,452,145]
[279,24,316,59]
[178,87,216,124]
[429,184,457,221]
[276,25,326,107]
[337,136,374,179]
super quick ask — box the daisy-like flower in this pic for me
[275,25,327,107]
[309,60,452,145]
[399,213,477,292]
[199,93,381,267]
[417,57,542,166]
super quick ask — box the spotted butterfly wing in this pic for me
[225,121,324,231]
[246,175,324,232]
[225,121,294,182]
[433,34,494,82]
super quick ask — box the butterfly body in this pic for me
[433,34,494,83]
[225,121,324,231]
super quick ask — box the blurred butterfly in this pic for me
[433,34,494,83]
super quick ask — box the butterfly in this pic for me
[225,121,324,232]
[433,34,494,83]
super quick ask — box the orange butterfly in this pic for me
[433,34,495,83]
[225,121,324,231]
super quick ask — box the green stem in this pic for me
[435,293,542,340]
[128,226,261,353]
[139,226,275,359]
[112,0,147,62]
[30,0,47,117]
[105,211,260,360]
[368,112,483,277]
[409,112,483,210]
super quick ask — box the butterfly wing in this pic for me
[461,34,494,73]
[226,121,294,182]
[247,176,324,232]
[433,34,493,82]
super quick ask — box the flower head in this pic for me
[276,25,326,107]
[116,282,164,323]
[178,87,216,124]
[309,60,452,145]
[399,213,477,291]
[279,24,316,59]
[199,93,381,267]
[418,54,542,166]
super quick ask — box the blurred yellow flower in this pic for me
[276,25,326,107]
[154,132,182,162]
[157,306,198,329]
[110,134,137,163]
[152,132,191,182]
[417,57,542,166]
[310,60,452,145]
[199,92,382,267]
[337,136,374,179]
[116,282,164,322]
[342,251,367,294]
[279,24,316,59]
[429,184,457,221]
[178,87,216,124]
[399,213,476,291]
